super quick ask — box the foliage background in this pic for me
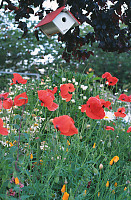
[0,6,131,92]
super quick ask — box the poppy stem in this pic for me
[15,104,26,171]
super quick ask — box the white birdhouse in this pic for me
[35,6,80,38]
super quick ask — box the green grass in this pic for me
[0,68,130,199]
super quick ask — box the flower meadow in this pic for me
[0,69,130,200]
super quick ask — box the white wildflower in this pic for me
[71,99,75,103]
[62,78,66,82]
[83,96,87,100]
[75,82,78,85]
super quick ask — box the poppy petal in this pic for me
[102,72,112,79]
[14,92,28,106]
[47,102,59,111]
[60,84,69,96]
[86,106,105,119]
[53,115,70,133]
[127,126,131,133]
[0,92,9,99]
[12,73,27,85]
[81,104,87,112]
[0,118,3,127]
[105,126,114,131]
[3,98,13,109]
[68,83,75,92]
[0,100,2,109]
[0,127,8,135]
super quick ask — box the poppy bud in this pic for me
[50,119,53,123]
[86,124,90,129]
[99,164,103,170]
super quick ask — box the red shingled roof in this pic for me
[35,6,80,28]
[35,7,65,28]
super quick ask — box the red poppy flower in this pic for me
[11,73,27,85]
[0,118,8,136]
[106,76,118,86]
[81,97,105,119]
[0,92,13,109]
[53,115,78,136]
[46,87,57,94]
[114,107,126,118]
[127,126,131,133]
[102,72,118,86]
[105,126,115,131]
[59,83,75,102]
[38,90,58,111]
[102,72,112,79]
[118,94,131,102]
[95,95,111,109]
[14,92,28,106]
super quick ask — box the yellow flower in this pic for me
[124,187,127,191]
[15,177,19,185]
[113,156,119,163]
[93,143,96,148]
[30,153,33,160]
[106,181,109,187]
[61,184,66,193]
[98,192,100,197]
[110,156,119,165]
[114,182,117,187]
[9,142,14,147]
[13,140,17,144]
[110,159,114,165]
[34,123,38,127]
[32,114,36,117]
[83,190,86,196]
[89,68,94,72]
[66,148,68,152]
[112,190,115,194]
[62,192,69,200]
[104,116,109,119]
[67,140,70,146]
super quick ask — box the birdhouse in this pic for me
[35,6,80,38]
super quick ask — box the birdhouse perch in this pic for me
[35,6,80,38]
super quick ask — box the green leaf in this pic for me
[18,97,27,100]
[93,77,101,81]
[13,124,20,129]
[54,176,59,183]
[93,167,98,175]
[10,146,18,153]
[13,114,22,120]
[88,72,94,78]
[107,141,111,148]
[21,195,30,199]
[22,132,29,141]
[0,194,6,198]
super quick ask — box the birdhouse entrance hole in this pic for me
[62,17,66,22]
